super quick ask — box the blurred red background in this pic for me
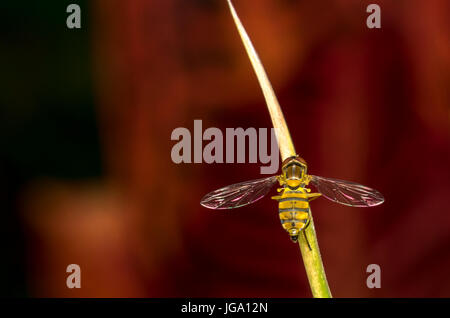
[1,0,449,297]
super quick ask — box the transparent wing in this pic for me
[309,175,384,207]
[200,176,278,210]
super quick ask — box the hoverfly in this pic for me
[201,155,384,246]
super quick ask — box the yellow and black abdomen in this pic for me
[272,186,321,242]
[277,190,310,239]
[272,186,325,242]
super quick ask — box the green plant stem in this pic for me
[226,0,331,298]
[299,212,332,297]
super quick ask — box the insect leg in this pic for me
[303,230,312,251]
[304,219,311,230]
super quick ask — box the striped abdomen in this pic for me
[277,190,310,237]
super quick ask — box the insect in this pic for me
[201,155,384,247]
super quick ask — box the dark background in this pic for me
[0,0,449,297]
